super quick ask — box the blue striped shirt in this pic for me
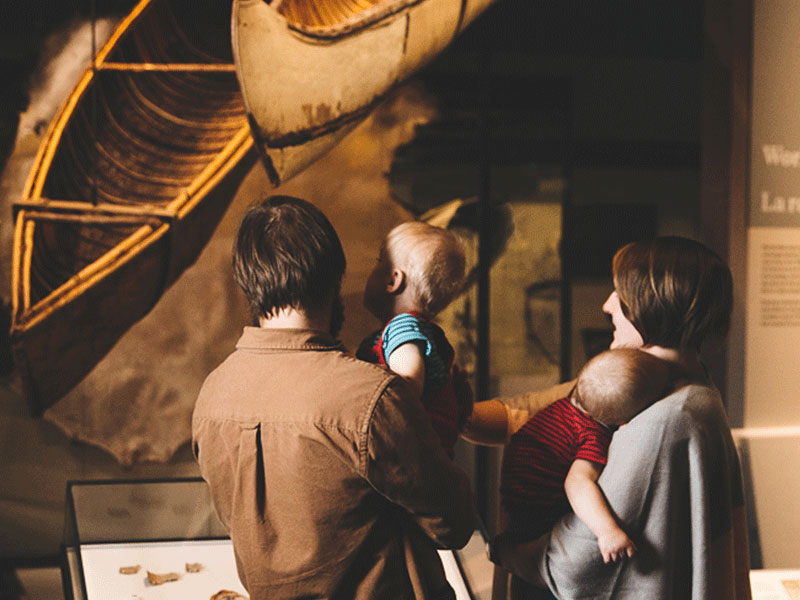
[380,313,449,392]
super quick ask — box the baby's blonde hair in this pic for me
[385,221,465,315]
[573,348,670,426]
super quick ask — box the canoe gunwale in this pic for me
[99,62,237,72]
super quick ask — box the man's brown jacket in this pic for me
[192,327,477,599]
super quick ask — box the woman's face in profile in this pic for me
[603,290,644,349]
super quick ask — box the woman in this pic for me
[488,236,751,599]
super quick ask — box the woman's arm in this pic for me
[494,380,577,416]
[460,399,509,445]
[462,380,578,446]
[564,459,636,563]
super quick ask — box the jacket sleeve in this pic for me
[363,377,478,550]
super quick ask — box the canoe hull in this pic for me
[232,0,495,185]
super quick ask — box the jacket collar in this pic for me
[236,326,343,351]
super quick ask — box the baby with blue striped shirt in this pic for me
[358,221,471,460]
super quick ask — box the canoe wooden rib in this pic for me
[11,0,256,414]
[232,0,496,186]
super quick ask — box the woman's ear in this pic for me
[386,268,406,294]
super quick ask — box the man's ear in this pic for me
[386,268,406,294]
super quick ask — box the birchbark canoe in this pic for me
[11,0,256,414]
[232,0,496,186]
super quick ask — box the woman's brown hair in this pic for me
[612,236,733,350]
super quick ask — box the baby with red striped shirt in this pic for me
[501,348,671,564]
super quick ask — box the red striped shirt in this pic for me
[500,396,612,540]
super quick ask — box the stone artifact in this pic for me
[118,565,141,575]
[210,591,248,600]
[146,570,182,585]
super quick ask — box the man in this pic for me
[192,195,477,599]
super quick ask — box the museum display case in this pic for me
[60,477,494,600]
[61,478,245,600]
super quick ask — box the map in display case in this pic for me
[62,478,247,600]
[61,477,495,600]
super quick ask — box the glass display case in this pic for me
[438,527,494,600]
[61,477,495,600]
[61,478,245,600]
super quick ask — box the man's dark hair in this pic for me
[233,195,346,320]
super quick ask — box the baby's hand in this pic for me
[597,528,637,564]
